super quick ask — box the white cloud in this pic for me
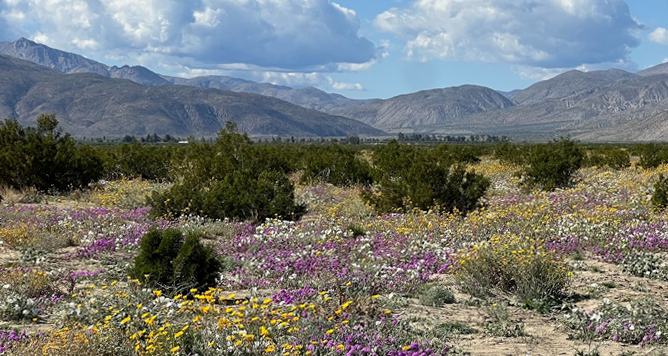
[0,0,377,71]
[515,60,638,81]
[375,0,643,69]
[649,27,668,45]
[174,66,365,92]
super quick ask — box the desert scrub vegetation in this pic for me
[129,228,221,294]
[520,137,584,191]
[454,234,571,303]
[147,122,306,222]
[4,130,668,354]
[363,140,490,214]
[0,115,104,192]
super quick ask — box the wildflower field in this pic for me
[1,156,668,356]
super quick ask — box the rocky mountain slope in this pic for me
[0,38,363,111]
[3,37,668,141]
[326,85,515,131]
[638,62,668,77]
[0,55,385,137]
[0,38,167,86]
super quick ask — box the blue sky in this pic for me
[1,0,667,99]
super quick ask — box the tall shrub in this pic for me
[364,141,489,214]
[521,138,583,191]
[0,115,103,191]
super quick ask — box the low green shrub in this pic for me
[0,115,104,192]
[638,144,668,169]
[128,228,221,293]
[300,145,372,186]
[455,235,571,303]
[651,174,668,212]
[419,285,456,307]
[148,122,305,222]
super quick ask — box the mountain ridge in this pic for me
[3,38,668,141]
[0,54,385,137]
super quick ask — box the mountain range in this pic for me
[1,37,668,141]
[0,54,384,137]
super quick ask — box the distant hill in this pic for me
[424,72,668,140]
[0,55,385,137]
[326,85,515,132]
[0,38,167,86]
[3,37,668,141]
[0,38,365,111]
[638,62,668,77]
[577,111,668,141]
[165,75,366,112]
[512,69,638,105]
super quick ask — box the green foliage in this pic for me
[651,174,668,212]
[148,122,305,222]
[584,149,631,170]
[638,144,668,169]
[300,145,372,186]
[102,142,176,181]
[493,142,528,166]
[455,236,571,303]
[129,228,221,293]
[364,140,490,214]
[0,115,104,192]
[418,285,456,307]
[520,138,583,191]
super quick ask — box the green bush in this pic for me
[584,149,630,170]
[364,141,489,214]
[300,145,372,186]
[493,142,527,166]
[148,122,305,222]
[520,138,583,191]
[651,174,668,212]
[419,285,456,307]
[129,228,221,293]
[638,144,668,169]
[0,115,104,191]
[102,142,177,181]
[455,235,571,303]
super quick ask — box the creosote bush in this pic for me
[129,227,221,293]
[300,145,373,187]
[363,140,490,214]
[148,122,305,222]
[651,174,668,212]
[0,115,103,192]
[520,138,583,191]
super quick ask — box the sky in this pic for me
[0,0,667,99]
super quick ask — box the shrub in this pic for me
[0,115,104,192]
[493,142,527,166]
[584,149,630,170]
[300,145,373,186]
[638,144,668,169]
[455,235,571,303]
[103,141,176,181]
[364,140,490,214]
[520,137,583,191]
[148,122,305,222]
[419,285,456,307]
[651,174,668,212]
[128,228,221,293]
